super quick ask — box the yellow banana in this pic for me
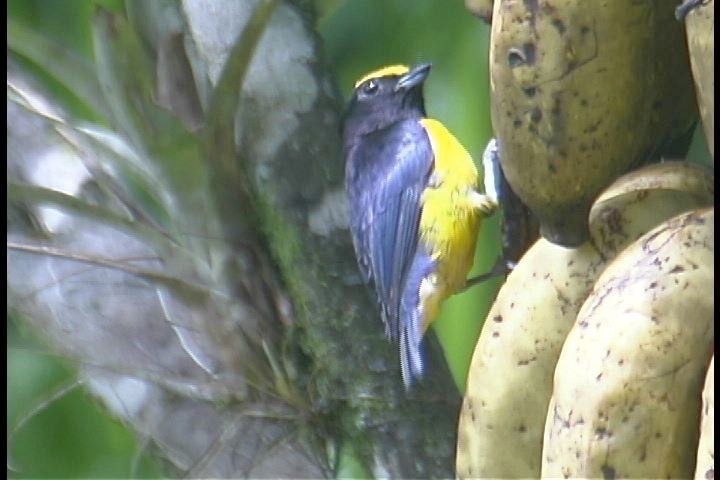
[589,161,715,251]
[489,0,697,246]
[457,240,603,479]
[683,0,714,159]
[542,208,714,479]
[694,356,714,480]
[456,162,713,479]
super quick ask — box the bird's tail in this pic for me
[399,252,434,388]
[400,313,424,388]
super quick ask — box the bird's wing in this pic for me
[350,121,433,340]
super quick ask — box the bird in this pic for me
[342,63,497,387]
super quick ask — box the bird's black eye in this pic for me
[362,79,379,95]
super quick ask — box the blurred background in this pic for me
[8,1,497,477]
[7,0,710,478]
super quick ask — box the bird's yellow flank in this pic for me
[417,118,492,331]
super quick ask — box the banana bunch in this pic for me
[456,163,714,479]
[488,0,697,246]
[681,0,714,158]
[542,207,714,478]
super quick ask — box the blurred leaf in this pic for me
[8,80,177,240]
[8,314,162,479]
[70,125,178,234]
[91,7,221,250]
[125,0,185,51]
[7,182,187,263]
[125,1,205,131]
[8,18,111,120]
[202,0,280,238]
[8,0,124,58]
[91,7,156,156]
[7,241,220,304]
[8,7,308,470]
[205,0,279,136]
[335,442,371,479]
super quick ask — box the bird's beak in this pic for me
[394,63,432,92]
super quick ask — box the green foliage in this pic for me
[8,315,163,479]
[335,442,372,479]
[8,0,123,121]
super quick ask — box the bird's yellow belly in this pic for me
[416,117,484,332]
[418,186,482,331]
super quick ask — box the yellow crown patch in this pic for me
[354,65,410,88]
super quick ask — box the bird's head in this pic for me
[342,63,431,141]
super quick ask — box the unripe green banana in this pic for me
[541,208,714,479]
[456,162,713,479]
[489,0,697,246]
[683,0,714,158]
[694,356,714,480]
